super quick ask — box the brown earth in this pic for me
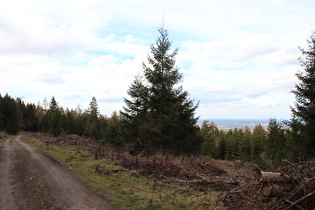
[0,136,114,210]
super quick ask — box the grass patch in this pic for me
[21,136,226,209]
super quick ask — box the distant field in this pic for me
[198,119,270,130]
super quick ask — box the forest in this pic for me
[1,28,314,166]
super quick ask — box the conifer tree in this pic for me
[238,126,252,161]
[85,96,100,139]
[88,96,99,120]
[121,75,149,150]
[43,96,63,136]
[290,32,315,159]
[122,27,200,154]
[218,130,227,160]
[0,94,19,134]
[266,119,287,164]
[200,121,218,158]
[252,123,266,163]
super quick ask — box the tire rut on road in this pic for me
[0,136,114,210]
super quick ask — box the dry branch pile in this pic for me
[221,160,315,209]
[26,132,93,147]
[92,144,227,180]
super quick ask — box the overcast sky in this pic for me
[1,0,314,120]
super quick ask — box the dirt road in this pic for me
[0,136,114,209]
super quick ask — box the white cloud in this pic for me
[265,48,300,66]
[180,35,276,67]
[89,55,119,67]
[1,0,314,119]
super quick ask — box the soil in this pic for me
[0,136,114,210]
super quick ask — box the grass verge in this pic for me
[21,136,226,209]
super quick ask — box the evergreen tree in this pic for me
[238,126,252,161]
[103,111,122,147]
[35,102,44,130]
[88,96,99,120]
[224,129,235,160]
[252,124,266,163]
[23,103,38,131]
[200,121,218,158]
[64,109,76,134]
[290,32,315,159]
[218,130,227,160]
[0,94,19,134]
[43,96,63,136]
[85,97,100,139]
[121,75,149,151]
[49,96,58,111]
[122,27,200,154]
[286,118,305,161]
[266,119,287,164]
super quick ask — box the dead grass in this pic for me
[22,133,229,209]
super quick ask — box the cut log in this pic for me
[259,171,290,183]
[261,185,273,197]
[164,177,239,186]
[261,184,287,197]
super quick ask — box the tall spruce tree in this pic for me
[290,32,315,159]
[122,27,200,154]
[266,119,287,165]
[85,96,100,139]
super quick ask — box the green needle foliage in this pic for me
[121,27,201,155]
[290,32,315,160]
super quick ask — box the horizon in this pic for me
[1,1,314,120]
[197,118,274,130]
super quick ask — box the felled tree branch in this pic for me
[284,190,315,210]
[162,177,239,186]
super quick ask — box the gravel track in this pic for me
[0,136,114,209]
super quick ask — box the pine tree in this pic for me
[0,94,19,134]
[266,119,287,164]
[122,27,200,154]
[290,32,315,159]
[103,111,123,147]
[88,96,99,120]
[238,126,252,161]
[218,130,227,160]
[121,75,150,150]
[252,124,266,163]
[200,121,218,158]
[85,97,100,139]
[43,96,63,136]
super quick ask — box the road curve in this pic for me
[0,136,114,209]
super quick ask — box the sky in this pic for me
[1,0,314,120]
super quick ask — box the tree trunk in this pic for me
[259,171,291,183]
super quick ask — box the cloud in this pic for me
[180,34,276,67]
[1,0,314,120]
[265,48,300,66]
[37,74,65,85]
[89,55,119,67]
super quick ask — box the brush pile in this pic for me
[92,144,227,180]
[221,160,315,209]
[27,132,93,147]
